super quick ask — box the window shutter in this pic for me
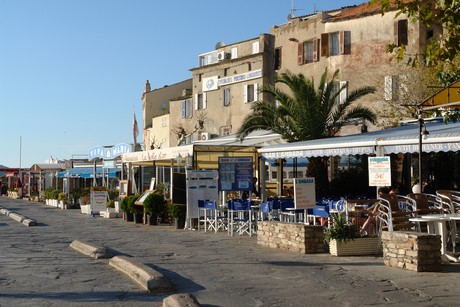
[252,41,259,54]
[194,94,198,110]
[254,83,259,101]
[398,20,408,46]
[339,81,348,104]
[189,99,193,117]
[321,33,329,57]
[231,47,238,59]
[384,76,393,100]
[297,43,303,65]
[341,31,351,54]
[203,92,207,109]
[313,38,318,61]
[243,84,248,103]
[181,100,186,118]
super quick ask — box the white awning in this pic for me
[259,120,460,158]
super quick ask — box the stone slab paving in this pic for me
[1,197,460,306]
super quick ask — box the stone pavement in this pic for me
[1,197,460,307]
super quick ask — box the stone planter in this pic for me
[329,237,380,256]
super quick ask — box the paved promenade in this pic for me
[1,197,460,306]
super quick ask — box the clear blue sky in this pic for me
[0,0,364,168]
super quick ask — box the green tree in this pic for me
[237,69,377,197]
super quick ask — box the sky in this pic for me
[0,0,364,168]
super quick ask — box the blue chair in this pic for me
[228,199,254,236]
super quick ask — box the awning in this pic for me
[259,120,460,159]
[419,79,460,109]
[57,167,120,179]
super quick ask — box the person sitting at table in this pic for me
[242,177,259,199]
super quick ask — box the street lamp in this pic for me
[418,114,429,191]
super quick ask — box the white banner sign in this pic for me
[293,178,316,209]
[368,156,391,187]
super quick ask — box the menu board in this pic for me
[293,178,316,209]
[218,157,253,191]
[368,156,391,187]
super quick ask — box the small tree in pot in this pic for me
[143,192,165,225]
[169,203,186,229]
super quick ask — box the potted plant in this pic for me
[120,195,134,221]
[168,203,186,229]
[325,213,380,256]
[58,192,68,209]
[143,191,165,225]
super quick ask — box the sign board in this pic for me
[90,191,107,213]
[186,170,219,229]
[218,157,253,191]
[368,156,391,187]
[293,178,316,209]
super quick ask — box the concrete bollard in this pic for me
[70,240,111,259]
[109,255,174,293]
[163,293,200,307]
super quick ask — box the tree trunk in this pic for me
[306,156,330,199]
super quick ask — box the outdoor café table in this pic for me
[412,214,452,255]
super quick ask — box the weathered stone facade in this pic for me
[257,221,325,254]
[381,231,442,272]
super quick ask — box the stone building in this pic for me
[270,2,442,134]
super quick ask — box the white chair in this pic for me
[228,199,254,236]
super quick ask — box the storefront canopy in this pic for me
[57,167,120,179]
[258,120,460,159]
[419,79,460,109]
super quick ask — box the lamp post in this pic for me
[418,113,429,190]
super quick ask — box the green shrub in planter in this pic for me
[143,192,165,216]
[168,203,186,220]
[169,203,186,229]
[324,213,360,244]
[127,194,141,214]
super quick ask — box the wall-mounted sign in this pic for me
[217,69,262,87]
[88,143,132,160]
[218,156,253,191]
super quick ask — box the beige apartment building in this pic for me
[141,78,192,151]
[184,34,276,143]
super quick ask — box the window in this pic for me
[274,47,282,70]
[298,40,318,64]
[231,47,238,59]
[181,99,193,118]
[321,31,351,57]
[194,93,207,110]
[161,117,167,127]
[252,41,259,54]
[244,83,258,103]
[331,81,348,104]
[394,19,408,46]
[223,88,231,106]
[224,67,229,76]
[330,32,340,56]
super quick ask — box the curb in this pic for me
[70,240,111,259]
[163,293,201,307]
[109,255,174,293]
[0,206,37,226]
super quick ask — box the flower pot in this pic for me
[147,214,158,225]
[175,216,185,229]
[329,237,380,256]
[125,212,134,222]
[134,213,143,224]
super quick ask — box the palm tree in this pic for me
[237,69,377,197]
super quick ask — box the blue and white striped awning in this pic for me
[258,120,460,159]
